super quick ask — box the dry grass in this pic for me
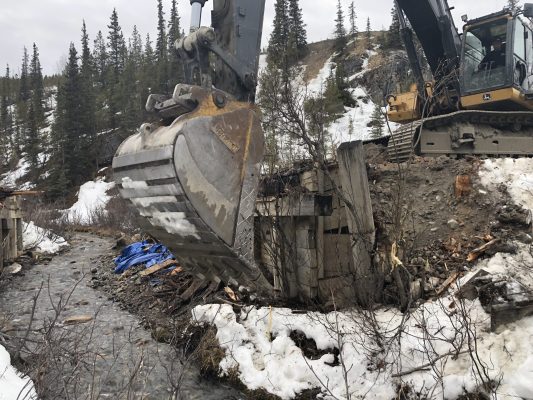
[301,39,335,83]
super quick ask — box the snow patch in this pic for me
[64,178,115,224]
[480,158,533,209]
[193,299,533,400]
[0,344,37,400]
[22,221,69,254]
[0,158,31,189]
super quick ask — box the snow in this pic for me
[64,178,115,224]
[22,221,69,254]
[479,158,533,210]
[193,296,533,399]
[192,302,533,399]
[0,344,37,400]
[0,158,31,189]
[306,56,334,96]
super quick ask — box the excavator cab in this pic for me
[460,10,533,110]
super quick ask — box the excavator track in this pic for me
[387,121,421,163]
[388,110,533,162]
[112,86,273,293]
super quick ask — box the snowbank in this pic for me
[65,178,115,224]
[22,221,69,254]
[0,344,37,400]
[192,301,533,399]
[480,158,533,209]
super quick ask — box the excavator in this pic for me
[112,0,533,294]
[112,0,273,292]
[387,0,533,162]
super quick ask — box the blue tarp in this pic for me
[114,241,175,274]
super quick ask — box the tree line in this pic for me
[0,0,184,199]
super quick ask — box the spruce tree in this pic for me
[0,66,12,166]
[267,0,289,68]
[29,43,45,128]
[349,2,357,41]
[334,0,347,53]
[370,103,384,138]
[93,30,108,86]
[106,9,126,129]
[79,21,98,171]
[18,48,30,103]
[156,0,169,92]
[387,4,402,49]
[50,43,84,194]
[287,0,307,62]
[365,17,372,50]
[168,0,184,87]
[107,9,126,78]
[24,102,40,173]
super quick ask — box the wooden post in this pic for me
[337,141,381,306]
[0,219,3,272]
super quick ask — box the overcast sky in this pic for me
[0,0,514,76]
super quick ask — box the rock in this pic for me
[516,232,533,244]
[91,267,98,274]
[5,263,22,275]
[447,219,460,229]
[486,241,518,257]
[152,326,172,343]
[496,205,532,226]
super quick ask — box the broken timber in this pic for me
[0,195,23,272]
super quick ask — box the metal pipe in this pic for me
[190,0,206,32]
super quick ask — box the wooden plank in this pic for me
[435,271,461,296]
[256,193,333,217]
[140,259,179,277]
[337,141,378,306]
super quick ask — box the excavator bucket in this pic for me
[112,85,272,291]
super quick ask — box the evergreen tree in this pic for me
[0,66,12,166]
[29,43,45,128]
[93,30,108,85]
[287,0,308,62]
[156,0,169,92]
[107,9,126,78]
[370,103,384,138]
[18,48,30,103]
[79,21,98,171]
[387,4,402,49]
[267,0,289,68]
[24,102,40,172]
[106,8,126,129]
[168,0,182,50]
[142,33,156,95]
[129,25,144,69]
[349,2,357,41]
[334,0,347,53]
[365,17,372,50]
[49,43,83,196]
[168,0,184,87]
